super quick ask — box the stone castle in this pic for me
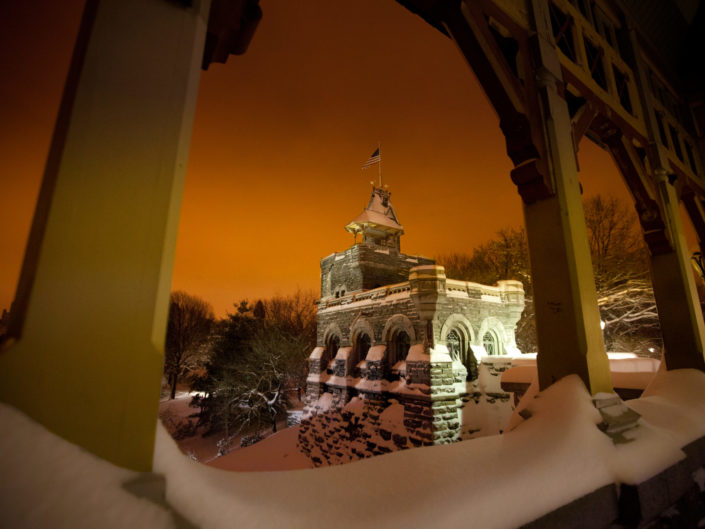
[299,185,525,464]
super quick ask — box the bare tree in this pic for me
[165,291,214,399]
[437,195,661,356]
[261,289,317,396]
[229,322,311,435]
[582,196,660,355]
[438,227,530,291]
[583,195,648,290]
[597,278,660,355]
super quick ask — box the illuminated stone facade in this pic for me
[299,186,524,463]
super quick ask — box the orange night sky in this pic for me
[1,0,671,317]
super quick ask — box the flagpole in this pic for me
[378,141,382,187]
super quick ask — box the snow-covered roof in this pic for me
[335,346,352,361]
[366,345,387,361]
[406,344,426,361]
[346,209,402,232]
[502,355,661,390]
[355,378,388,392]
[345,186,403,234]
[306,372,329,384]
[309,346,325,360]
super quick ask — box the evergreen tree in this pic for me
[191,308,261,436]
[190,290,317,446]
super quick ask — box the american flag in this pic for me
[362,148,381,169]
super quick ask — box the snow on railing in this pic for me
[323,279,520,308]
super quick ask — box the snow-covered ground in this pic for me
[158,391,296,465]
[159,392,220,463]
[3,369,705,529]
[207,425,313,471]
[161,353,660,471]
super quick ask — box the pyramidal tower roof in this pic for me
[345,185,404,249]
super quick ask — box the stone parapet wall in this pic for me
[286,410,303,427]
[430,398,461,443]
[320,244,434,299]
[406,359,431,385]
[316,275,524,356]
[519,436,705,529]
[297,397,433,467]
[317,295,422,347]
[297,361,515,466]
[401,398,435,444]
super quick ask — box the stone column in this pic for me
[0,0,210,471]
[521,0,612,394]
[409,265,462,443]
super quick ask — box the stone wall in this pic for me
[316,294,423,348]
[298,394,462,467]
[297,399,419,467]
[298,358,515,466]
[320,244,434,299]
[304,250,525,463]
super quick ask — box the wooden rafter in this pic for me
[599,125,671,255]
[682,191,705,255]
[571,100,598,151]
[443,1,526,120]
[438,0,555,202]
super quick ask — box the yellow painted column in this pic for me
[625,28,705,372]
[525,0,612,394]
[650,171,705,370]
[0,0,210,471]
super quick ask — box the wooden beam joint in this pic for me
[596,121,673,256]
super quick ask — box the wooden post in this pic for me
[626,29,705,371]
[0,0,210,471]
[519,0,612,393]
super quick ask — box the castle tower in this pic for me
[320,186,432,299]
[300,183,525,466]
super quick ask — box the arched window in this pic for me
[447,328,478,381]
[352,333,371,376]
[325,334,340,372]
[447,329,462,361]
[388,330,410,366]
[354,333,371,362]
[483,331,499,355]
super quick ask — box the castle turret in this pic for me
[345,185,403,250]
[320,185,434,299]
